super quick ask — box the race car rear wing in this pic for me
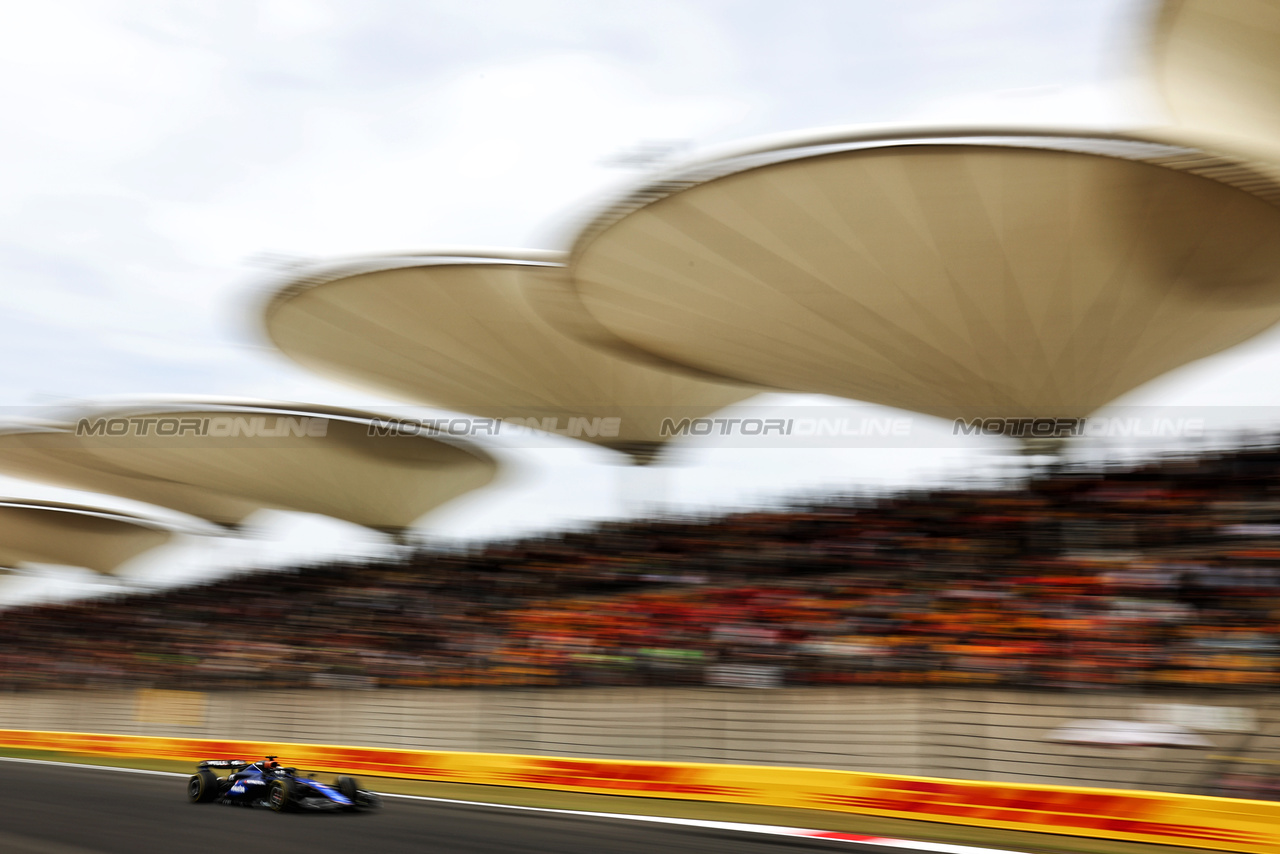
[197,759,252,769]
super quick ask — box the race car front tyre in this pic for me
[188,770,219,804]
[268,778,293,812]
[336,775,359,805]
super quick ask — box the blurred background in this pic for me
[0,0,1172,586]
[6,0,1280,806]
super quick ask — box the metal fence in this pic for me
[2,686,1276,796]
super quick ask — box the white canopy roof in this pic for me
[563,132,1280,425]
[1150,0,1280,161]
[263,252,755,461]
[0,499,174,575]
[0,400,496,534]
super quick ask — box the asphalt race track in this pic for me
[0,760,903,854]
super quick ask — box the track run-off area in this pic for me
[0,757,1031,854]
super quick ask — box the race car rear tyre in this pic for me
[188,770,219,804]
[268,778,294,812]
[336,775,359,805]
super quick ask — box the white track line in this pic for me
[0,755,185,777]
[0,756,1030,854]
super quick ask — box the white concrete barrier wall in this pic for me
[0,686,1272,794]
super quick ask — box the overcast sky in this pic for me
[9,0,1280,602]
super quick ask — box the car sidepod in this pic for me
[223,775,270,806]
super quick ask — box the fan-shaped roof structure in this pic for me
[1150,0,1280,161]
[262,251,755,462]
[563,129,1280,426]
[0,401,496,535]
[0,499,174,575]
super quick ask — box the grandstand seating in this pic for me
[4,443,1280,693]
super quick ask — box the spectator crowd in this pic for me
[4,444,1280,692]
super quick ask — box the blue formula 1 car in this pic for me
[187,755,381,812]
